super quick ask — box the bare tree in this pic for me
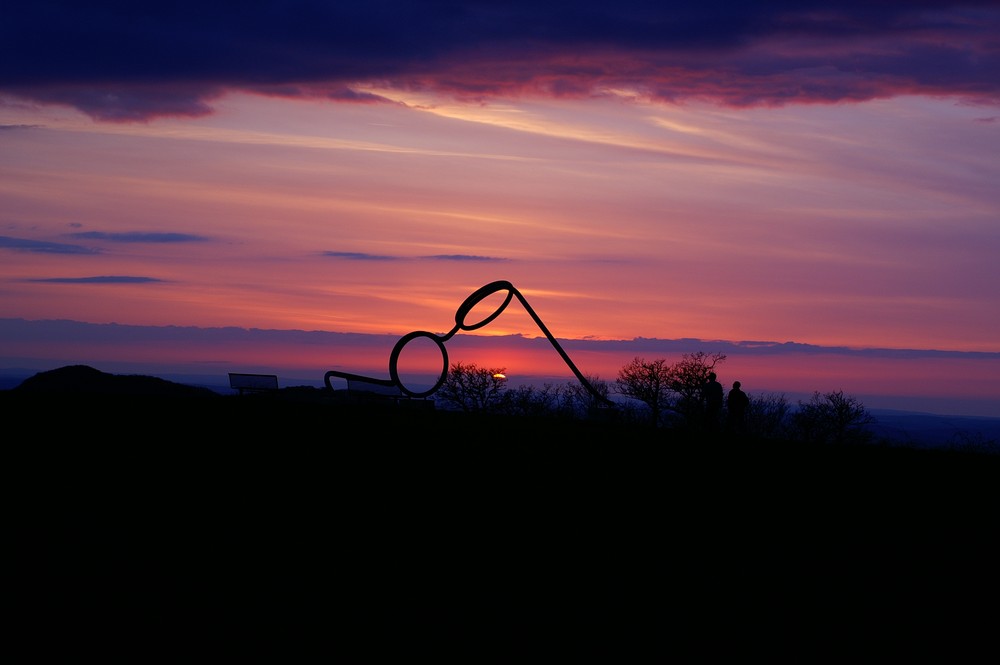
[664,351,727,431]
[615,352,727,429]
[436,362,509,413]
[615,357,671,426]
[792,390,875,444]
[562,373,612,418]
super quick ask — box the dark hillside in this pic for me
[14,364,221,399]
[6,367,1000,661]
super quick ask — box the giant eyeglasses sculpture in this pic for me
[324,280,614,407]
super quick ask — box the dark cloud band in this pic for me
[68,232,209,243]
[0,236,99,255]
[2,2,997,121]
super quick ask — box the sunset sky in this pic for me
[2,2,999,415]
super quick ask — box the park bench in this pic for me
[229,372,279,396]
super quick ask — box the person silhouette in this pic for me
[726,380,750,436]
[703,372,724,433]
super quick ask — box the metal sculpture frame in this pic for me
[324,280,614,407]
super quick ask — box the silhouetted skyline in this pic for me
[3,318,999,418]
[2,3,997,415]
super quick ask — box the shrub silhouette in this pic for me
[744,392,792,439]
[417,351,891,450]
[791,390,875,444]
[436,361,509,413]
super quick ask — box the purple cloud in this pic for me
[68,231,210,243]
[322,250,508,262]
[321,251,399,261]
[2,2,997,122]
[422,255,508,262]
[0,235,99,254]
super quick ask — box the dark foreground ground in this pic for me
[7,368,1000,662]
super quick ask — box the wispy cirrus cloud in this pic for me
[0,236,99,255]
[25,276,165,284]
[68,231,210,243]
[321,251,400,261]
[322,251,509,262]
[3,2,997,122]
[421,255,509,262]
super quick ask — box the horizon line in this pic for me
[2,317,998,360]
